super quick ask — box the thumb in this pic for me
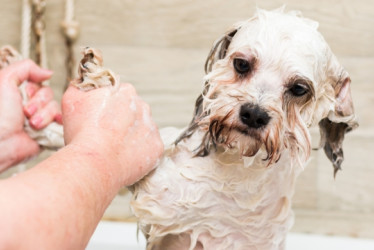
[0,59,53,87]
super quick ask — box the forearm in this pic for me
[0,143,122,249]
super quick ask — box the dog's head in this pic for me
[177,9,358,173]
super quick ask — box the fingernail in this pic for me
[30,116,43,129]
[24,104,38,117]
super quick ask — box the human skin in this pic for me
[0,61,163,249]
[0,59,61,172]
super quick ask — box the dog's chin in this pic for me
[234,125,263,140]
[215,126,263,157]
[207,119,282,164]
[214,124,282,165]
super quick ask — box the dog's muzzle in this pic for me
[239,103,271,129]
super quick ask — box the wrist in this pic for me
[65,140,124,188]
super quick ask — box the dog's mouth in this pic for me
[209,121,262,153]
[234,125,263,140]
[208,120,281,164]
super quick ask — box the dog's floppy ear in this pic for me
[319,68,358,177]
[204,28,239,74]
[175,27,239,149]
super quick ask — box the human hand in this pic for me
[0,59,62,172]
[62,83,164,186]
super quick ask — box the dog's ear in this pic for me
[174,83,209,147]
[175,92,203,142]
[204,28,239,74]
[318,69,358,177]
[175,27,239,148]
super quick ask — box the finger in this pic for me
[24,87,54,118]
[25,81,41,98]
[29,101,60,130]
[0,59,53,87]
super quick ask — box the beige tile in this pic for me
[293,209,374,238]
[316,134,374,213]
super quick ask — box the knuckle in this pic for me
[23,58,34,65]
[48,100,60,111]
[121,83,137,94]
[142,102,151,113]
[41,86,53,97]
[20,59,38,72]
[21,58,35,68]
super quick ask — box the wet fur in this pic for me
[131,8,358,250]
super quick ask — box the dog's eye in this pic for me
[289,83,308,97]
[233,58,251,75]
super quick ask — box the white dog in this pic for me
[131,8,358,250]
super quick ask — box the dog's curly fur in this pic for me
[131,8,358,250]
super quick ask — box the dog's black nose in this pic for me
[240,103,271,129]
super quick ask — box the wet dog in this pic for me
[131,8,358,250]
